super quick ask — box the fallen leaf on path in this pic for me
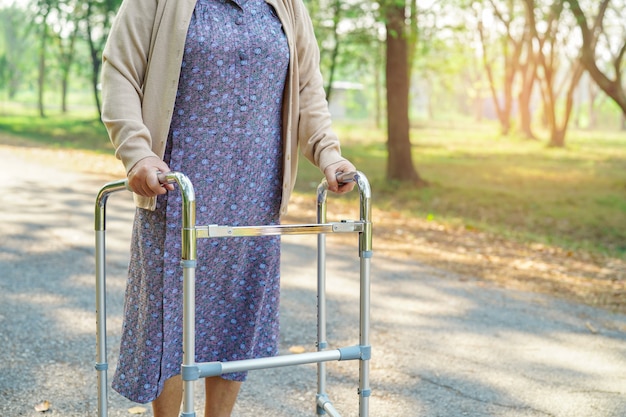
[34,400,50,412]
[289,345,306,354]
[585,321,598,334]
[128,406,147,414]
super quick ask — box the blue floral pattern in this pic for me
[112,0,289,403]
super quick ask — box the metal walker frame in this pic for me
[95,171,372,417]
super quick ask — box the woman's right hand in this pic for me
[127,156,175,197]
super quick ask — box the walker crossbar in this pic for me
[196,222,364,238]
[186,345,365,378]
[94,170,372,417]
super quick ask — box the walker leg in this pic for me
[95,229,108,417]
[357,172,373,417]
[317,231,328,415]
[358,255,372,417]
[181,263,197,417]
[94,179,129,417]
[316,184,329,415]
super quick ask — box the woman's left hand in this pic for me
[324,160,357,194]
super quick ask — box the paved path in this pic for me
[1,143,625,417]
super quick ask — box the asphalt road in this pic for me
[1,143,625,417]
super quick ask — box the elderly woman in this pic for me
[100,0,356,415]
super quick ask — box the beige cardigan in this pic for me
[101,0,345,216]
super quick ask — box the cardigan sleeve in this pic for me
[293,0,345,172]
[101,0,160,173]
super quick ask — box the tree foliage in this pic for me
[0,0,120,115]
[1,0,626,178]
[0,6,36,100]
[567,0,626,116]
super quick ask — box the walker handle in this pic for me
[157,171,176,185]
[336,171,357,185]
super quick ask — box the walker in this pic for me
[95,171,372,416]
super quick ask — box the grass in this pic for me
[1,110,625,259]
[0,111,112,152]
[299,120,626,259]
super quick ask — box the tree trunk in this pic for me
[85,2,102,116]
[518,87,535,139]
[61,77,68,113]
[501,48,520,136]
[385,1,424,185]
[549,127,566,147]
[587,81,598,129]
[518,48,537,139]
[546,61,583,147]
[374,43,383,129]
[518,7,537,139]
[58,23,78,114]
[501,82,512,135]
[90,49,102,116]
[323,0,341,102]
[37,10,49,118]
[37,56,45,117]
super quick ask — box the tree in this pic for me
[382,0,425,184]
[320,0,341,101]
[34,0,54,117]
[523,0,586,147]
[517,2,539,139]
[51,0,81,113]
[417,2,491,122]
[566,0,626,116]
[474,0,527,136]
[306,0,379,108]
[80,0,121,116]
[313,0,424,183]
[0,6,35,100]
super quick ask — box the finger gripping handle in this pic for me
[336,171,358,185]
[157,171,176,185]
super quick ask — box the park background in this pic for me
[0,0,625,313]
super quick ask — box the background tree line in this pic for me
[0,0,119,115]
[0,0,625,183]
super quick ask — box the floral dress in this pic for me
[112,0,289,403]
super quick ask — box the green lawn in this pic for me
[1,111,624,258]
[0,113,111,152]
[306,121,626,258]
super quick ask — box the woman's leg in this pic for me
[152,374,240,417]
[152,375,183,417]
[204,376,242,417]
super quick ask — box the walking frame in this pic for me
[95,171,373,417]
